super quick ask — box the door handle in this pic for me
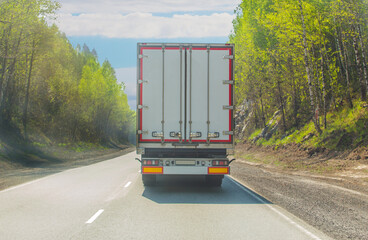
[170,132,182,138]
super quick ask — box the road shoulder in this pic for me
[231,159,368,240]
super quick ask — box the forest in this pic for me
[230,0,368,148]
[0,0,135,145]
[2,0,367,150]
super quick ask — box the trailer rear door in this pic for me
[137,44,233,145]
[186,47,233,143]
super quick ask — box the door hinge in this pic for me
[170,131,182,138]
[223,55,234,60]
[138,105,148,110]
[223,105,234,110]
[137,130,148,135]
[138,79,149,84]
[223,80,234,85]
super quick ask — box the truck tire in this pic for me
[142,175,156,186]
[205,175,223,187]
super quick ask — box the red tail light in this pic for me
[143,160,160,166]
[212,160,229,166]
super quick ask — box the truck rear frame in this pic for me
[136,43,234,186]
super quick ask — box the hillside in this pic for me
[0,0,135,169]
[231,0,368,154]
[234,100,368,186]
[236,100,368,150]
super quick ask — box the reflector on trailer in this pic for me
[142,166,163,174]
[208,167,229,174]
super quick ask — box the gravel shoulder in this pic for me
[231,159,368,240]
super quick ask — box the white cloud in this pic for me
[115,67,136,109]
[54,12,234,38]
[58,0,240,14]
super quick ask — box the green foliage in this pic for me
[71,142,104,152]
[231,0,368,147]
[248,128,262,141]
[32,142,47,147]
[0,0,135,145]
[253,101,368,149]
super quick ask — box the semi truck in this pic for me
[136,43,235,187]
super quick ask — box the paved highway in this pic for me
[0,152,331,240]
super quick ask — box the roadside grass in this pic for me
[0,124,130,172]
[239,101,368,174]
[236,153,264,163]
[306,164,345,174]
[248,129,262,140]
[69,142,107,152]
[236,152,287,167]
[32,142,47,148]
[236,150,349,173]
[30,141,107,153]
[248,101,368,150]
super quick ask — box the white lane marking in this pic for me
[0,169,74,194]
[0,178,46,193]
[124,181,132,188]
[0,151,138,194]
[86,209,104,224]
[227,176,322,240]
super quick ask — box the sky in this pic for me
[53,0,240,109]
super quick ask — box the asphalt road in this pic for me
[0,152,331,240]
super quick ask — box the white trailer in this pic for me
[136,43,234,186]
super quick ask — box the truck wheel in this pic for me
[205,175,223,187]
[142,175,156,186]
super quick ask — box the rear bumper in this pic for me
[141,166,230,175]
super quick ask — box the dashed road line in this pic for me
[124,181,132,188]
[86,209,104,224]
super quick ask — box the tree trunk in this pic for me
[0,28,23,121]
[292,75,300,129]
[0,26,11,108]
[259,87,266,128]
[352,27,366,101]
[23,39,36,139]
[253,101,259,129]
[341,31,354,108]
[333,16,353,108]
[288,58,299,128]
[105,108,112,138]
[334,35,346,107]
[320,51,327,129]
[277,79,286,132]
[312,44,322,107]
[298,0,322,134]
[358,24,368,97]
